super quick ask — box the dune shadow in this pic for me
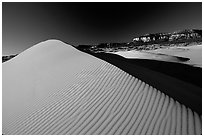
[85,52,202,115]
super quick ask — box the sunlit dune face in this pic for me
[2,40,201,135]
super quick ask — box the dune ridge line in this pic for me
[2,40,202,135]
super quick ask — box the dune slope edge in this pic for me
[3,40,202,135]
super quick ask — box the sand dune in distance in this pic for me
[146,45,202,67]
[113,45,202,67]
[2,40,202,135]
[113,50,190,64]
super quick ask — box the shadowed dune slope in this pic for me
[88,53,202,115]
[3,40,202,135]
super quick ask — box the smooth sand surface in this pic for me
[113,50,190,63]
[3,40,202,135]
[146,45,202,67]
[113,45,201,67]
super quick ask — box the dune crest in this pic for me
[3,40,201,135]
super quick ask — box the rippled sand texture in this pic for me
[2,40,202,135]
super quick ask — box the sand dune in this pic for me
[146,45,202,67]
[113,45,202,67]
[2,40,202,135]
[112,50,190,63]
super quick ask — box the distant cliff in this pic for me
[77,29,202,53]
[3,29,202,63]
[133,29,201,43]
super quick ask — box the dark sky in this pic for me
[2,2,202,55]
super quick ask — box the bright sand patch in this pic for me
[2,40,202,135]
[146,45,202,67]
[113,45,201,67]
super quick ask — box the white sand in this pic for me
[111,50,188,63]
[2,40,202,135]
[113,45,202,67]
[146,45,202,67]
